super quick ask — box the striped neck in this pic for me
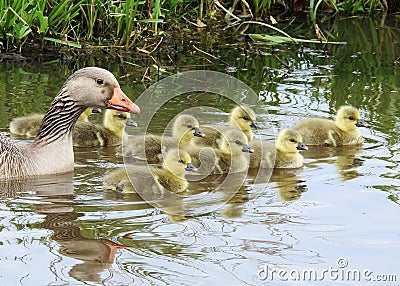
[33,86,86,145]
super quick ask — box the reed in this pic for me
[0,0,394,52]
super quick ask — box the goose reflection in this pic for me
[0,173,131,284]
[37,208,130,283]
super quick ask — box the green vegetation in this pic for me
[0,0,397,52]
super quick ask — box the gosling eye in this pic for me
[96,78,104,85]
[289,138,296,143]
[117,114,126,119]
[348,116,354,120]
[187,124,193,129]
[178,159,184,164]
[243,115,250,121]
[235,140,243,145]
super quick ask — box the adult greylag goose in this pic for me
[73,109,137,147]
[249,129,308,169]
[0,67,140,180]
[293,106,367,146]
[192,105,262,148]
[9,107,100,138]
[124,114,204,164]
[103,149,197,194]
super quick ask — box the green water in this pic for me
[0,16,400,285]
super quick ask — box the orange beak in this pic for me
[107,87,140,114]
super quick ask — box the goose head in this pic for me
[172,114,205,145]
[218,129,254,155]
[163,149,198,177]
[276,129,308,154]
[229,105,262,136]
[335,106,366,132]
[64,67,140,114]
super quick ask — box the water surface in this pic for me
[0,16,400,285]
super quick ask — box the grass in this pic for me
[0,0,395,53]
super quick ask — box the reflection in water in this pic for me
[37,207,131,283]
[0,172,74,199]
[0,15,400,285]
[0,172,131,284]
[303,146,363,181]
[248,167,307,202]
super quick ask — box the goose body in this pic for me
[103,149,197,194]
[73,110,136,147]
[249,129,308,169]
[192,105,261,148]
[185,129,253,175]
[293,106,366,146]
[124,114,204,164]
[9,107,98,138]
[0,67,140,180]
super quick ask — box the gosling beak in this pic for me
[185,163,198,172]
[297,142,308,151]
[193,128,205,138]
[242,144,254,153]
[107,87,141,114]
[250,120,263,129]
[91,107,102,113]
[356,119,367,127]
[125,118,138,127]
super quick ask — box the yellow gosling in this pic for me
[124,114,204,164]
[249,129,308,169]
[103,149,197,194]
[293,106,366,146]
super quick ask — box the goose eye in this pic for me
[348,116,354,120]
[178,159,184,164]
[117,114,126,119]
[187,124,193,129]
[235,140,242,145]
[96,78,104,85]
[289,138,296,143]
[243,116,249,120]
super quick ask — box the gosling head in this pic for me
[229,105,262,132]
[218,129,254,155]
[276,129,308,154]
[164,149,198,176]
[103,110,137,135]
[336,106,367,132]
[173,114,205,141]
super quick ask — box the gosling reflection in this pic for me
[220,186,250,218]
[271,169,308,201]
[303,146,363,181]
[36,200,130,283]
[247,168,307,202]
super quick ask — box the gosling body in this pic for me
[103,149,197,194]
[192,105,261,148]
[185,129,253,175]
[73,110,136,147]
[249,129,308,169]
[293,106,366,146]
[124,114,204,164]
